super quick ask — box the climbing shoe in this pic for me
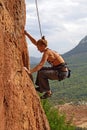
[35,87,41,92]
[40,92,52,99]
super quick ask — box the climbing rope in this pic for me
[35,0,43,38]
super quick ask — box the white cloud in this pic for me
[25,0,87,57]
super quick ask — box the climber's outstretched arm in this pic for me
[24,30,37,46]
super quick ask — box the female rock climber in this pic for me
[24,30,70,99]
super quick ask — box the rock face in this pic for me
[0,0,50,130]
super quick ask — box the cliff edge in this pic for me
[0,0,50,130]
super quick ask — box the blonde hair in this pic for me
[37,36,48,47]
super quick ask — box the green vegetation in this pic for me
[41,99,75,130]
[41,100,87,130]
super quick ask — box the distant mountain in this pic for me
[63,35,87,57]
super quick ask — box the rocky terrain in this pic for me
[58,104,87,128]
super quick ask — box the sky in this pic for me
[25,0,87,57]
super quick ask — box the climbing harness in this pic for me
[35,0,43,38]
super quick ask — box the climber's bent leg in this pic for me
[35,69,59,93]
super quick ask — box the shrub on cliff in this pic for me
[42,100,75,130]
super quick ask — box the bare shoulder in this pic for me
[46,48,54,55]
